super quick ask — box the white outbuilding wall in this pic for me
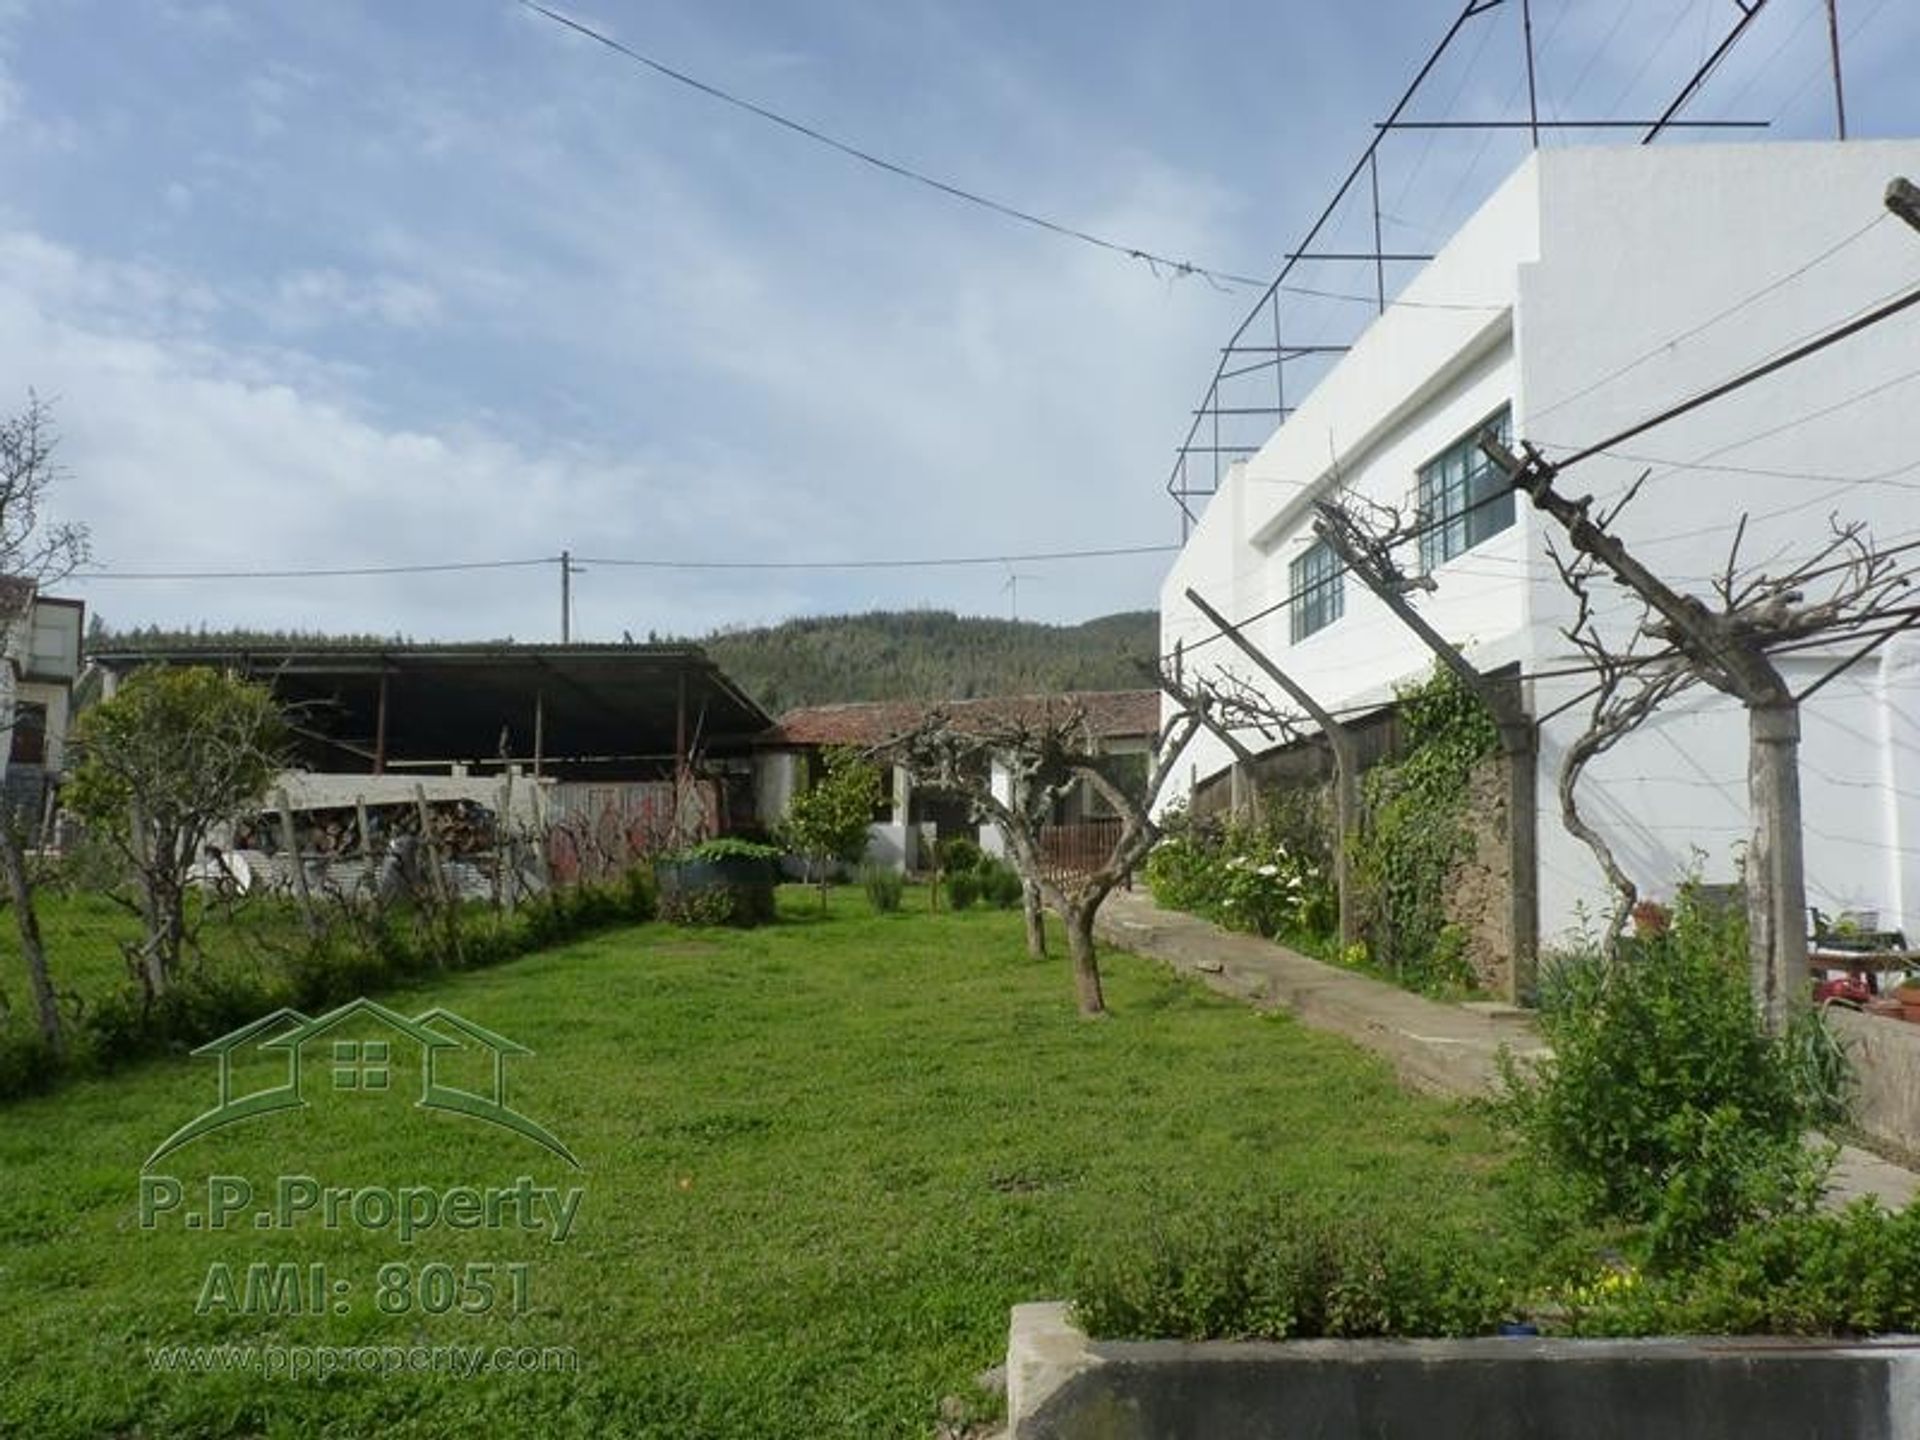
[1163,139,1920,944]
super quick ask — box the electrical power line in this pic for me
[576,543,1178,571]
[515,1,1264,291]
[1551,280,1920,471]
[1527,210,1893,422]
[73,541,1179,583]
[72,557,553,582]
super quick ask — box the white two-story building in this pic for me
[1161,139,1920,946]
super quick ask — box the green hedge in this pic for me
[0,865,658,1102]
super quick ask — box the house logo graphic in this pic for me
[144,997,581,1171]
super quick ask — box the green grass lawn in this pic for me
[4,885,312,1008]
[0,887,1514,1439]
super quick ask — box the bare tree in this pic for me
[1483,433,1916,1030]
[1536,482,1699,952]
[881,697,1202,1017]
[0,393,90,1054]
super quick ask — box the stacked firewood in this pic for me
[233,799,501,860]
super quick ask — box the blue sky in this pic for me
[0,0,1912,641]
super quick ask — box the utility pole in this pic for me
[558,550,586,643]
[1002,570,1039,621]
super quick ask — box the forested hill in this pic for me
[83,609,1161,714]
[701,610,1158,713]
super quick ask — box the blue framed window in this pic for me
[1417,407,1514,571]
[1289,538,1343,643]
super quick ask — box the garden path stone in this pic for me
[1094,889,1917,1211]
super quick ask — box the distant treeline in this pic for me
[86,608,1160,713]
[88,619,412,651]
[699,609,1159,713]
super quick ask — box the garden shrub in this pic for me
[1143,801,1334,944]
[1499,880,1835,1270]
[1073,1202,1514,1341]
[0,1028,60,1100]
[1349,662,1497,993]
[861,864,904,914]
[936,835,983,876]
[1557,1200,1920,1338]
[946,868,980,910]
[977,858,1024,909]
[15,860,665,1099]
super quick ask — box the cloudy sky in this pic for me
[0,0,1912,642]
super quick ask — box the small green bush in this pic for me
[1144,804,1334,944]
[0,1027,61,1100]
[978,859,1024,910]
[1073,1204,1514,1341]
[1558,1200,1920,1338]
[1499,879,1836,1270]
[936,835,983,876]
[861,864,904,913]
[659,882,774,928]
[25,862,666,1099]
[946,869,981,910]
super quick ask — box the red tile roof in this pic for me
[762,690,1161,748]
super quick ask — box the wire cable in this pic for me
[1527,211,1893,423]
[516,1,1265,291]
[74,542,1180,583]
[577,543,1179,571]
[73,557,554,582]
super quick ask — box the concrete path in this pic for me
[1094,889,1918,1211]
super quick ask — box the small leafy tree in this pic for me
[66,666,287,999]
[778,746,881,908]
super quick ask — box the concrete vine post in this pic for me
[1479,433,1914,1033]
[1183,587,1364,950]
[1309,501,1540,1003]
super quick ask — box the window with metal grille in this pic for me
[1289,538,1343,643]
[1417,407,1513,571]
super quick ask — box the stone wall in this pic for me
[1443,754,1514,994]
[1831,1007,1920,1166]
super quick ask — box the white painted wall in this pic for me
[1161,157,1541,808]
[753,750,801,830]
[1163,138,1920,943]
[273,770,548,831]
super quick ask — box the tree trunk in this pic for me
[1748,702,1807,1035]
[156,875,186,992]
[1558,731,1636,960]
[1331,750,1360,951]
[0,818,60,1057]
[1064,904,1105,1016]
[1022,878,1047,958]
